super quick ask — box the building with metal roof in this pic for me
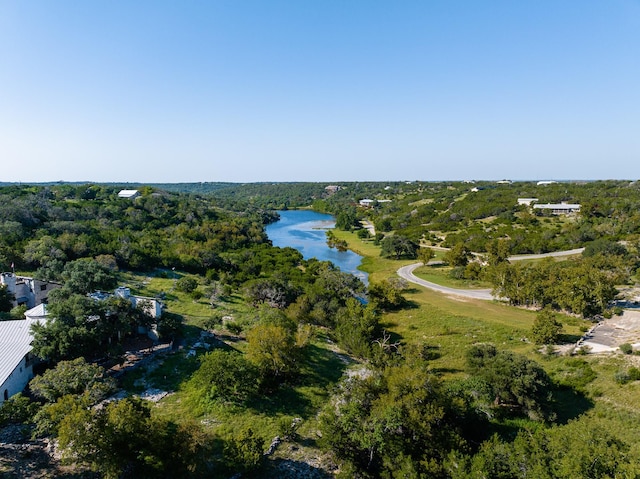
[0,318,41,404]
[117,189,140,199]
[533,203,581,214]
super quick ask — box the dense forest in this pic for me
[2,181,640,478]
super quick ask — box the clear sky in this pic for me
[1,1,639,183]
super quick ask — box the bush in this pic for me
[226,321,243,335]
[531,309,562,345]
[619,343,633,355]
[615,370,631,384]
[0,393,38,426]
[224,427,265,473]
[449,266,466,280]
[357,228,371,239]
[176,276,198,293]
[189,350,260,406]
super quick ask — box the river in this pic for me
[265,210,368,284]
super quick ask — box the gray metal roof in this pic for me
[0,318,41,389]
[533,203,580,209]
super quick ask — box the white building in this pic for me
[359,199,392,207]
[533,203,581,214]
[537,180,557,186]
[114,287,163,320]
[117,189,141,199]
[90,286,163,340]
[0,273,60,309]
[517,198,539,206]
[0,318,41,404]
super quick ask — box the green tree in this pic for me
[444,243,471,267]
[57,397,210,478]
[418,246,436,265]
[531,309,563,345]
[334,298,380,358]
[189,350,259,406]
[466,344,554,421]
[23,235,67,267]
[380,235,419,259]
[224,427,265,473]
[246,323,298,379]
[61,258,118,294]
[0,393,38,426]
[485,238,511,266]
[29,357,115,404]
[320,352,470,478]
[0,284,14,317]
[30,290,107,361]
[335,207,360,231]
[176,275,198,293]
[368,279,406,310]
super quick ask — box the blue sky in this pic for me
[1,1,639,183]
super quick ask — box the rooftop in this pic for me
[0,318,41,388]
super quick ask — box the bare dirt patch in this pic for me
[580,309,640,353]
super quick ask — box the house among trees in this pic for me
[0,272,60,309]
[0,273,58,403]
[0,318,41,404]
[90,286,163,340]
[117,189,141,199]
[359,199,392,207]
[517,198,539,206]
[533,202,581,214]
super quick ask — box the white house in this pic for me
[359,199,392,207]
[517,198,539,206]
[90,286,163,340]
[533,203,581,214]
[117,189,141,199]
[0,318,41,404]
[114,287,163,320]
[537,180,557,186]
[0,273,60,309]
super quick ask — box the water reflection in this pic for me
[265,210,368,284]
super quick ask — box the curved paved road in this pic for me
[397,263,496,300]
[398,247,585,301]
[508,247,584,261]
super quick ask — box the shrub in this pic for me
[629,367,640,381]
[615,370,631,384]
[0,393,38,426]
[531,309,562,345]
[619,343,633,355]
[176,276,198,293]
[224,427,265,473]
[226,321,243,335]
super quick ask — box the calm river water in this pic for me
[265,210,368,284]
